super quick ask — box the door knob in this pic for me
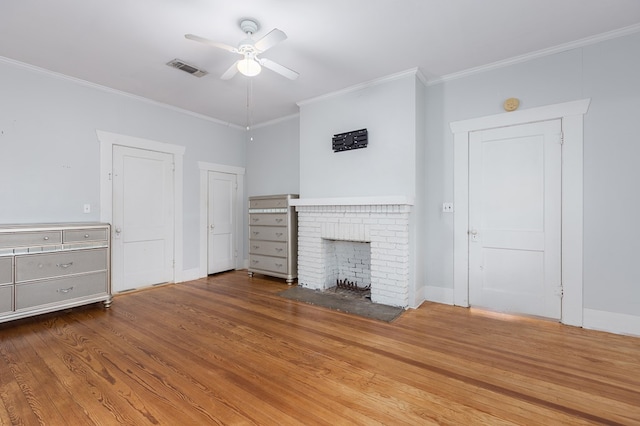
[210,224,215,229]
[469,229,478,235]
[115,227,122,235]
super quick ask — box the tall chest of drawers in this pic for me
[248,194,298,283]
[0,223,112,323]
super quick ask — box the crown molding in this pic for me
[297,68,422,107]
[250,112,300,130]
[429,23,640,86]
[0,55,245,130]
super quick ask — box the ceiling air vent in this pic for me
[166,59,208,77]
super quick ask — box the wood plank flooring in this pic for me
[1,270,639,425]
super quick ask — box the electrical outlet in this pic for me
[442,202,454,213]
[83,204,91,214]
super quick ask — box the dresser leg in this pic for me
[103,297,113,308]
[286,278,294,285]
[248,271,254,277]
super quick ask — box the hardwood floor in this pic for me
[1,271,639,425]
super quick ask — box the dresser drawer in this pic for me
[249,240,288,257]
[63,228,108,243]
[249,226,288,242]
[250,214,287,227]
[249,198,290,209]
[0,231,62,249]
[15,271,107,310]
[0,257,12,285]
[0,285,12,313]
[249,255,288,274]
[15,248,107,283]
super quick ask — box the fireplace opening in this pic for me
[324,239,371,298]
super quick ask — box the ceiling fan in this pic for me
[185,19,299,80]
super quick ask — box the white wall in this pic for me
[298,72,418,199]
[0,58,246,273]
[412,78,428,306]
[244,115,300,262]
[424,30,640,335]
[424,49,584,294]
[581,33,640,320]
[246,116,300,197]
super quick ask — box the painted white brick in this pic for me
[296,203,411,306]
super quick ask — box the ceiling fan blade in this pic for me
[254,28,287,53]
[258,58,299,80]
[221,61,240,80]
[185,34,238,53]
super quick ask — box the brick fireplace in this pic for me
[290,197,413,307]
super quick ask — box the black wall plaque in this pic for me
[332,128,368,152]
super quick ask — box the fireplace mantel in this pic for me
[289,195,414,207]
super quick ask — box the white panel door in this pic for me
[469,119,562,319]
[112,146,174,292]
[207,171,236,274]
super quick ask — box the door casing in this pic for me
[198,162,245,278]
[98,130,185,285]
[450,99,590,327]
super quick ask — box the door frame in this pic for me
[450,99,590,327]
[198,162,245,278]
[97,130,186,284]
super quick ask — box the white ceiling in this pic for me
[2,0,640,127]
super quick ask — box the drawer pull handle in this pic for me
[276,233,283,237]
[57,286,74,294]
[276,218,283,223]
[275,263,283,268]
[252,245,260,250]
[252,218,259,222]
[43,236,49,241]
[252,260,259,264]
[252,231,260,236]
[275,248,283,253]
[56,262,74,269]
[84,234,90,238]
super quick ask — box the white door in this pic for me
[112,145,174,292]
[207,171,236,274]
[468,119,562,319]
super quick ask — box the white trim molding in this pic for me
[1,56,243,130]
[297,68,423,107]
[430,24,640,86]
[449,99,590,327]
[583,309,640,337]
[198,162,246,279]
[424,286,455,306]
[97,130,186,284]
[290,195,414,207]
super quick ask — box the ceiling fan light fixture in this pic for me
[237,57,261,77]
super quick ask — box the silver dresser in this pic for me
[0,223,111,323]
[248,194,298,283]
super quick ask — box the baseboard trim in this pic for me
[181,268,201,282]
[583,308,640,337]
[424,285,454,305]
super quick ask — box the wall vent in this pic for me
[166,59,208,77]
